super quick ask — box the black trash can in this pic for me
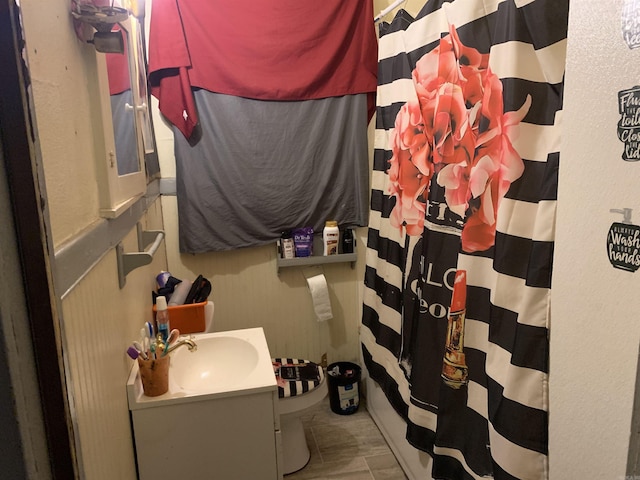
[327,362,361,415]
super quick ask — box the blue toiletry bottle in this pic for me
[155,296,170,343]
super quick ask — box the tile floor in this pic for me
[285,397,408,480]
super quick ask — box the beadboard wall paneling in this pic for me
[162,196,363,365]
[60,200,166,480]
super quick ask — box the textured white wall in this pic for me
[60,200,165,480]
[19,0,103,248]
[551,1,640,477]
[19,1,169,478]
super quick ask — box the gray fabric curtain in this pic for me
[111,90,138,176]
[174,90,370,253]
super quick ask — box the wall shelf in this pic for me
[276,236,356,274]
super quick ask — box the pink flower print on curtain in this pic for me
[387,25,531,253]
[387,100,433,236]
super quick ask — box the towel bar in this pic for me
[117,224,165,288]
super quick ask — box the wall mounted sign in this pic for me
[623,0,640,49]
[618,87,640,161]
[607,209,640,272]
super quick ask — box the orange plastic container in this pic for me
[153,301,207,334]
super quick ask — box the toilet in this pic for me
[202,302,327,475]
[273,358,327,474]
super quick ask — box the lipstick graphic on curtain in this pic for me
[442,270,469,389]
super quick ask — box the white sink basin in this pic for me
[127,327,277,409]
[170,335,260,391]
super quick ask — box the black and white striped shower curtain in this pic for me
[361,1,568,478]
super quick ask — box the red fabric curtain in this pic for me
[148,0,378,138]
[105,25,129,95]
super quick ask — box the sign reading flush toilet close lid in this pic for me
[607,208,640,272]
[617,87,640,162]
[622,0,640,49]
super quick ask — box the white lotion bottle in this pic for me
[155,296,170,343]
[323,220,339,255]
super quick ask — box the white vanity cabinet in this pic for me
[130,390,281,479]
[126,328,283,479]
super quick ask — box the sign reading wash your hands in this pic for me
[607,219,640,272]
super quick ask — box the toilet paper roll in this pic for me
[302,267,333,322]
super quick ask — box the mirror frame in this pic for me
[95,16,147,218]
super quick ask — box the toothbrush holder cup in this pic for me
[138,355,170,397]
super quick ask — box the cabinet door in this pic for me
[132,391,279,479]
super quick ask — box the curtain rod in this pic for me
[374,0,406,23]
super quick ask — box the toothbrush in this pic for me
[139,328,150,358]
[162,329,180,356]
[167,329,180,346]
[143,322,154,358]
[143,336,150,358]
[144,321,154,341]
[133,341,149,360]
[126,346,140,360]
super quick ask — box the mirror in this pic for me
[71,2,143,176]
[72,1,159,216]
[105,25,139,176]
[106,12,158,179]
